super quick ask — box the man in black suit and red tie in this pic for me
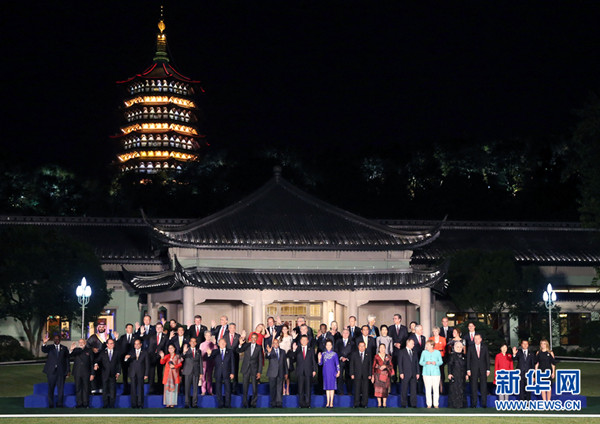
[465,322,478,350]
[357,325,377,358]
[187,315,208,344]
[288,335,317,408]
[350,340,372,408]
[397,338,420,408]
[125,338,150,409]
[145,322,167,394]
[513,339,536,401]
[207,338,235,408]
[408,324,426,394]
[466,334,490,408]
[224,323,242,394]
[41,334,70,408]
[264,316,282,350]
[211,315,229,343]
[181,337,203,408]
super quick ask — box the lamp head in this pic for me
[547,283,553,293]
[543,291,549,302]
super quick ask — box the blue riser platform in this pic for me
[25,382,587,408]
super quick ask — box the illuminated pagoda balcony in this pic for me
[113,8,205,175]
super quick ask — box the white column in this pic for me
[183,286,195,326]
[147,293,157,322]
[252,291,264,328]
[348,291,357,320]
[420,287,432,337]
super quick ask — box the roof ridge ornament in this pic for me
[153,5,170,63]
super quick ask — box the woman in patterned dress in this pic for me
[159,343,182,407]
[372,343,394,408]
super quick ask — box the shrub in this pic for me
[0,335,34,361]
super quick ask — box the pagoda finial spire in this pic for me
[153,5,170,63]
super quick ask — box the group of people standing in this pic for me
[41,313,555,409]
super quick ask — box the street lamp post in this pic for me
[76,277,92,339]
[543,283,557,350]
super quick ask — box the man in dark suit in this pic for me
[357,325,377,357]
[439,317,454,385]
[293,317,314,340]
[210,315,229,343]
[224,323,241,394]
[408,324,426,394]
[466,334,490,408]
[265,338,288,408]
[135,315,156,338]
[208,337,235,408]
[187,315,208,344]
[465,322,478,350]
[335,328,354,395]
[389,314,409,381]
[347,316,360,341]
[238,332,264,408]
[398,338,420,408]
[293,324,315,348]
[288,335,317,408]
[168,326,188,355]
[125,338,149,409]
[181,337,203,408]
[116,323,135,394]
[41,334,70,408]
[145,322,167,394]
[95,338,121,408]
[439,317,454,342]
[513,340,536,401]
[349,340,372,408]
[264,316,282,350]
[69,338,95,408]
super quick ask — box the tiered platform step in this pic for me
[25,382,587,408]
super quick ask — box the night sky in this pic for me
[3,1,600,179]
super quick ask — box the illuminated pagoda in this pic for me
[114,9,205,174]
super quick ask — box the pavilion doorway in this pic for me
[266,302,323,330]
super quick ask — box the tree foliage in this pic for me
[0,226,112,354]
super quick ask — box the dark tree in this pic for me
[0,226,112,355]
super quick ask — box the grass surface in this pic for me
[0,418,599,424]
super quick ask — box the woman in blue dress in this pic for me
[318,339,340,408]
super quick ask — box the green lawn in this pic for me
[0,419,599,424]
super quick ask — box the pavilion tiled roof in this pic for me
[382,220,600,266]
[122,257,448,293]
[143,170,442,251]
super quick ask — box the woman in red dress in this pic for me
[372,343,394,408]
[159,344,183,407]
[494,343,514,401]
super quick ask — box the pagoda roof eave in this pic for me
[117,62,202,85]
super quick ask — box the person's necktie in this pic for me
[344,340,347,347]
[230,334,233,346]
[136,350,139,360]
[221,350,225,360]
[56,345,59,355]
[276,349,279,360]
[477,345,480,358]
[192,349,195,358]
[109,350,112,361]
[303,347,306,359]
[196,326,199,337]
[524,350,527,360]
[361,352,364,362]
[251,344,255,356]
[408,349,412,360]
[219,327,224,341]
[471,334,474,342]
